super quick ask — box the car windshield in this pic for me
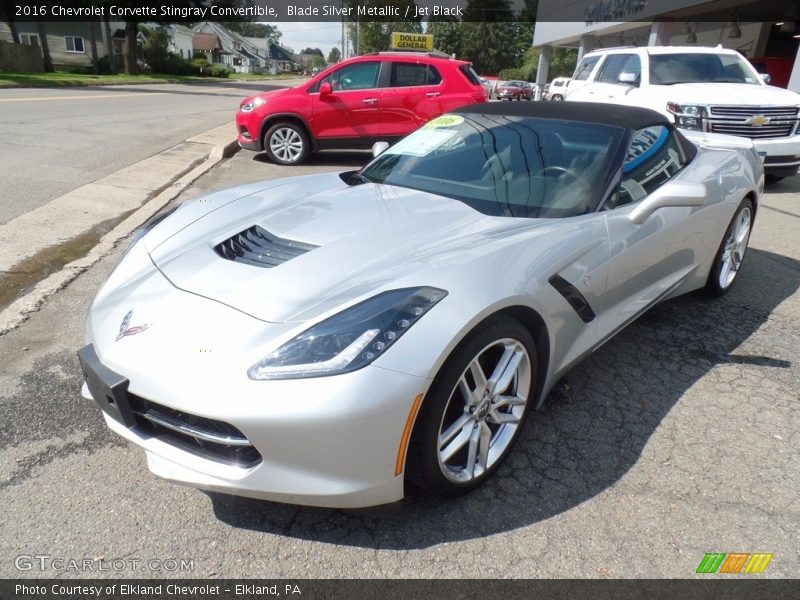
[649,52,760,85]
[360,113,625,218]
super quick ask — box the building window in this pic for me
[20,33,40,47]
[65,36,85,53]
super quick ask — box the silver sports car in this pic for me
[79,102,762,508]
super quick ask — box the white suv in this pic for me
[565,46,800,180]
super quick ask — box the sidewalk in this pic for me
[0,122,239,334]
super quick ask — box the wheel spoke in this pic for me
[457,375,481,407]
[719,254,732,287]
[440,424,473,463]
[489,345,523,396]
[488,410,521,425]
[477,422,492,470]
[465,425,481,477]
[439,413,473,449]
[492,394,526,410]
[468,359,488,392]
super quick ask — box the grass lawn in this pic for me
[0,70,304,88]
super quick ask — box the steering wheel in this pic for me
[541,165,581,184]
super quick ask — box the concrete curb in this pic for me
[0,134,239,336]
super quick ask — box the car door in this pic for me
[595,125,708,342]
[379,61,444,137]
[310,60,383,141]
[577,53,640,103]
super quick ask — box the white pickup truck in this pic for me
[565,45,800,180]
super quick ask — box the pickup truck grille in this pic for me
[708,106,799,139]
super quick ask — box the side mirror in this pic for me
[759,73,771,84]
[372,141,390,157]
[618,72,639,86]
[319,81,332,96]
[629,181,706,224]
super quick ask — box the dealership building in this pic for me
[532,0,800,92]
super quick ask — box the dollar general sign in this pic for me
[391,33,434,51]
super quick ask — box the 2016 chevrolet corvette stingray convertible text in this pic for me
[79,102,762,508]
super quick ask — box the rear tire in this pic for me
[704,198,754,297]
[406,316,537,497]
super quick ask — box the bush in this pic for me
[208,66,232,78]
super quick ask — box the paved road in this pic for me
[0,81,301,225]
[0,153,798,578]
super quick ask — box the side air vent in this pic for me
[549,274,596,323]
[215,225,318,268]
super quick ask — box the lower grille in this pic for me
[128,394,262,467]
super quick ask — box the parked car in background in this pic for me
[496,80,533,101]
[236,51,487,165]
[545,77,570,101]
[80,102,761,508]
[565,46,800,180]
[479,77,494,99]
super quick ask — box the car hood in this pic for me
[147,173,521,323]
[654,82,800,105]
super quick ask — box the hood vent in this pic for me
[214,225,318,268]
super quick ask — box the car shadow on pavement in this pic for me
[208,247,799,549]
[252,151,372,168]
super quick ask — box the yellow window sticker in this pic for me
[423,115,465,129]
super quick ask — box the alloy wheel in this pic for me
[718,206,751,289]
[436,338,531,483]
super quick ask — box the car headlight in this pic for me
[240,97,266,113]
[666,103,705,130]
[248,287,447,380]
[118,204,180,262]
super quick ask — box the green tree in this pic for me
[426,17,461,56]
[327,47,341,63]
[309,55,326,69]
[347,0,423,54]
[448,0,522,74]
[222,21,282,42]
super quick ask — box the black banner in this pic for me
[1,579,799,600]
[4,0,798,23]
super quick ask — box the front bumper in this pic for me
[235,111,261,152]
[751,136,800,176]
[81,355,428,508]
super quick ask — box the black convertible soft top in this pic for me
[454,100,697,162]
[455,101,671,131]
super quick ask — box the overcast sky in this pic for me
[273,22,345,56]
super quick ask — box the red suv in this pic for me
[236,52,487,165]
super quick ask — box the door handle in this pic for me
[425,91,441,97]
[362,98,378,105]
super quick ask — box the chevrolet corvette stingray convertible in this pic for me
[79,102,762,508]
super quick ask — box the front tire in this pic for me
[704,198,754,297]
[406,316,537,496]
[551,94,563,101]
[264,122,310,165]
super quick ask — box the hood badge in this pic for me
[116,310,150,341]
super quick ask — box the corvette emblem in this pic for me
[116,310,149,341]
[747,115,770,127]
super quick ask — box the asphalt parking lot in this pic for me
[0,149,798,579]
